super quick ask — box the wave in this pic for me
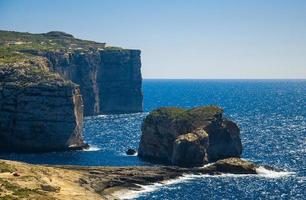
[113,166,295,199]
[82,145,101,151]
[120,152,138,157]
[255,166,295,178]
[112,174,198,200]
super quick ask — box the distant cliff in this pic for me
[0,30,143,116]
[39,49,142,115]
[0,30,143,151]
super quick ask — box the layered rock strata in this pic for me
[138,106,243,167]
[0,30,143,151]
[0,58,86,152]
[0,158,259,199]
[40,49,142,115]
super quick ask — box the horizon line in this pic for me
[143,78,306,80]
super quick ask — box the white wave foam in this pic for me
[119,151,138,156]
[113,166,295,199]
[83,145,101,151]
[256,166,294,178]
[113,174,214,199]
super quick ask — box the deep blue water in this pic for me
[1,79,306,199]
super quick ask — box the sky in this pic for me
[0,0,306,79]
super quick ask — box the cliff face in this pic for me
[0,59,86,152]
[99,50,142,114]
[42,49,142,115]
[0,30,143,152]
[138,106,243,167]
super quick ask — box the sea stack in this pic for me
[138,106,242,167]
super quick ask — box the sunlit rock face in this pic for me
[0,60,86,152]
[39,49,143,116]
[0,30,143,152]
[138,106,242,167]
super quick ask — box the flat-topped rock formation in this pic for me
[138,106,242,167]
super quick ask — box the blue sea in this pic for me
[1,80,306,199]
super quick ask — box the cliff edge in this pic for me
[0,30,143,151]
[0,30,143,116]
[0,57,86,152]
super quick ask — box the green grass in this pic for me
[0,178,56,200]
[149,106,223,121]
[0,162,16,173]
[0,30,107,64]
[0,30,127,86]
[146,106,224,133]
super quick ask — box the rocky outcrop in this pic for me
[0,59,87,152]
[138,106,242,167]
[172,130,208,167]
[0,158,261,199]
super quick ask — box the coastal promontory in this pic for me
[0,30,143,152]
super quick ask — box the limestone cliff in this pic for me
[138,106,243,167]
[0,58,86,152]
[40,49,142,115]
[0,30,143,116]
[0,30,143,151]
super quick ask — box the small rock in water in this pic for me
[126,148,137,155]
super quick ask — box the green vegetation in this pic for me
[0,30,107,64]
[0,161,16,173]
[147,106,224,128]
[149,107,185,120]
[0,178,55,200]
[179,106,223,120]
[149,106,223,120]
[0,30,127,86]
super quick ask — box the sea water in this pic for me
[1,79,305,199]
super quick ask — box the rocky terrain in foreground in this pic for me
[0,158,258,200]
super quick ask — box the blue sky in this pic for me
[1,0,305,78]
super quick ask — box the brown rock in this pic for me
[138,106,242,167]
[171,130,208,167]
[213,158,257,174]
[41,184,61,192]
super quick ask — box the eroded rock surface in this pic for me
[0,30,143,116]
[0,158,260,199]
[138,106,243,167]
[0,59,86,152]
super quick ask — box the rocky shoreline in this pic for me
[0,158,262,200]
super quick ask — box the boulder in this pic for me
[138,106,242,167]
[126,148,137,155]
[213,158,257,174]
[41,184,61,192]
[171,130,208,167]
